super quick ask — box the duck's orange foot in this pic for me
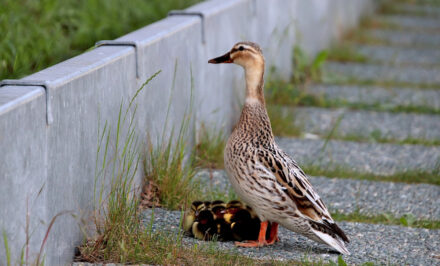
[234,240,268,248]
[266,222,279,245]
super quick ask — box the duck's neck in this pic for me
[244,62,265,106]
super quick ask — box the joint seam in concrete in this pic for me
[95,40,141,78]
[168,11,205,44]
[0,79,53,125]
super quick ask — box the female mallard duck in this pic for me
[208,42,350,255]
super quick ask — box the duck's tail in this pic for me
[309,220,350,255]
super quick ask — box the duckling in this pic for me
[225,200,245,215]
[211,202,226,219]
[183,200,204,233]
[192,209,216,240]
[209,42,350,254]
[229,208,261,241]
[204,201,212,209]
[210,201,232,241]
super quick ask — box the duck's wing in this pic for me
[255,145,349,243]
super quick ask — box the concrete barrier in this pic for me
[0,0,375,264]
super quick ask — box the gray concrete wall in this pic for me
[0,0,375,264]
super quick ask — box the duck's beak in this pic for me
[208,52,232,64]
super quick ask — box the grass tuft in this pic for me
[78,71,160,262]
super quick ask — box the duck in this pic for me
[208,42,350,255]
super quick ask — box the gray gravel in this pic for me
[323,61,440,86]
[308,84,440,110]
[376,14,440,32]
[195,169,440,220]
[365,29,440,47]
[355,44,440,66]
[275,137,440,175]
[138,208,440,265]
[290,106,440,142]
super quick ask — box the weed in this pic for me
[2,231,11,266]
[77,71,160,262]
[291,46,328,86]
[331,211,440,230]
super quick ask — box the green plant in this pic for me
[291,46,328,86]
[77,71,160,262]
[143,64,200,210]
[2,231,11,266]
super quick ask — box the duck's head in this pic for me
[208,42,264,69]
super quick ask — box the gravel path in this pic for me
[195,169,440,220]
[308,84,440,110]
[138,208,440,265]
[324,61,440,86]
[355,44,440,66]
[365,29,440,47]
[290,106,440,141]
[275,137,440,175]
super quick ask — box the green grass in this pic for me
[268,82,440,115]
[326,46,368,63]
[334,132,440,147]
[0,0,200,80]
[331,211,440,230]
[193,126,226,169]
[321,73,440,90]
[303,165,440,185]
[267,104,303,137]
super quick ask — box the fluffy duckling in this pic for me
[210,200,232,241]
[183,200,204,233]
[228,208,261,241]
[209,42,350,254]
[192,209,217,241]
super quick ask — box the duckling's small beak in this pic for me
[208,52,232,64]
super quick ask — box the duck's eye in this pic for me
[238,46,244,51]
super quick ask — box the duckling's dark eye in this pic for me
[238,46,244,51]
